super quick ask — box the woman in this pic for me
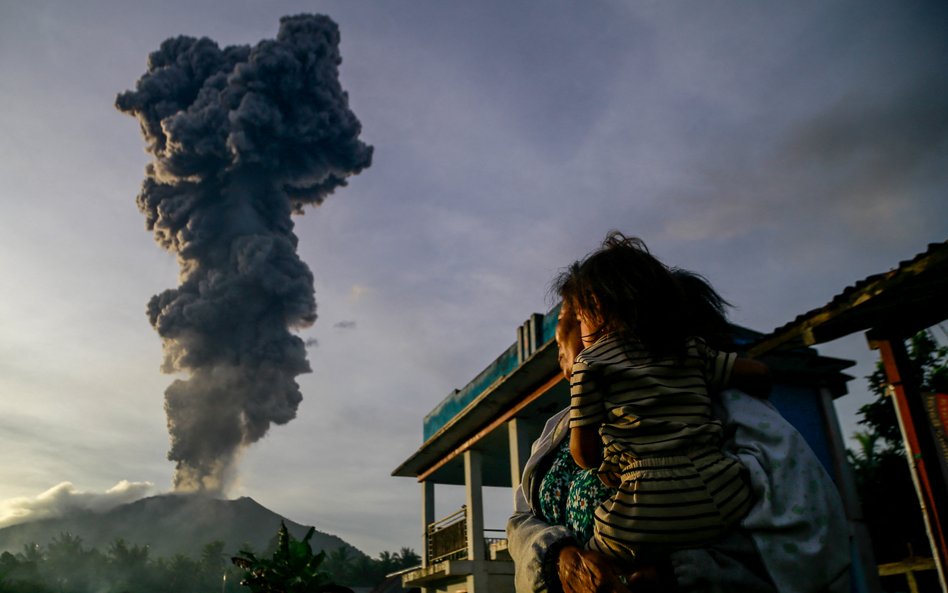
[507,272,852,593]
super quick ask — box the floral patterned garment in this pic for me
[538,437,614,545]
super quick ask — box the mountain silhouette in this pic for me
[0,493,361,559]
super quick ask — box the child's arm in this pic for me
[729,357,772,399]
[570,424,603,470]
[569,356,605,469]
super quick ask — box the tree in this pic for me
[861,330,948,449]
[16,543,43,566]
[45,532,106,592]
[196,540,238,593]
[107,538,150,569]
[9,543,43,587]
[158,553,204,593]
[323,546,354,584]
[850,329,948,564]
[201,540,227,571]
[0,551,23,589]
[0,551,55,593]
[232,522,353,593]
[395,547,420,570]
[0,528,421,592]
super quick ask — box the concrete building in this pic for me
[392,307,872,593]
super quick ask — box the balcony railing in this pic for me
[427,507,468,563]
[484,528,506,549]
[425,507,508,565]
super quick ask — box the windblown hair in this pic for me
[552,231,732,357]
[670,267,733,350]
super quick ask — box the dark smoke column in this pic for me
[116,15,372,494]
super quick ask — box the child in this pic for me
[554,231,770,564]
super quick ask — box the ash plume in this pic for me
[116,14,372,494]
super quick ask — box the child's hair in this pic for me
[670,267,733,350]
[552,231,732,357]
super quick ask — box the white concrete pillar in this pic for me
[466,570,490,593]
[507,418,532,496]
[421,480,435,568]
[464,449,486,561]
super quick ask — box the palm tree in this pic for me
[395,548,420,570]
[846,431,881,489]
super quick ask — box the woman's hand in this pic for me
[558,545,668,593]
[623,563,665,592]
[557,546,632,593]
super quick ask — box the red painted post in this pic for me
[872,335,948,591]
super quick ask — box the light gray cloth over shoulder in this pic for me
[508,410,574,593]
[507,391,852,593]
[716,389,852,593]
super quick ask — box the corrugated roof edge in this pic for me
[748,241,948,356]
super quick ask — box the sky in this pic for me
[0,0,946,557]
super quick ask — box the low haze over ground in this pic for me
[0,1,946,556]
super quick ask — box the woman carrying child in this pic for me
[508,234,852,592]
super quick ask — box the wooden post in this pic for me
[869,334,948,592]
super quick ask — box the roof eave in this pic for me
[391,339,559,478]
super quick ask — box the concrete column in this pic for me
[421,480,435,568]
[466,570,490,593]
[819,386,882,593]
[507,418,533,496]
[517,325,527,364]
[464,449,486,561]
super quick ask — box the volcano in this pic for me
[0,493,360,559]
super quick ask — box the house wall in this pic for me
[769,383,837,477]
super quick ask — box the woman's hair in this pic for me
[552,231,732,356]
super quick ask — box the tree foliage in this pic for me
[848,329,948,565]
[859,330,948,450]
[0,525,420,593]
[232,522,348,593]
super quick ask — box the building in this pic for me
[392,308,872,593]
[749,241,948,592]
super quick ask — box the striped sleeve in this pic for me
[569,358,605,428]
[698,339,737,391]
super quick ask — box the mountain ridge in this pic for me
[0,493,361,560]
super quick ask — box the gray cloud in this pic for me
[333,320,356,329]
[115,14,372,494]
[780,77,948,215]
[662,62,948,246]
